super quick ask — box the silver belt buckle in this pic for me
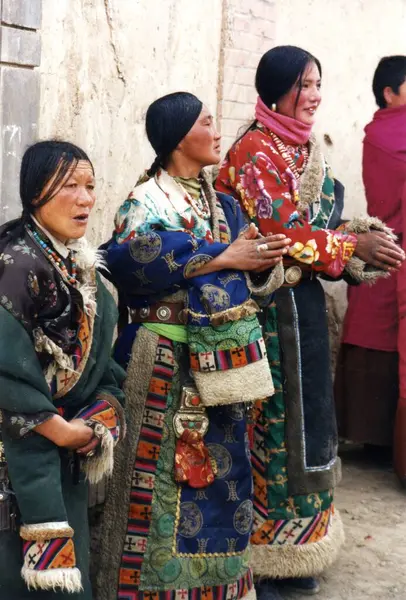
[157,306,171,321]
[284,265,302,285]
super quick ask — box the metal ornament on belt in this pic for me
[139,307,150,319]
[173,386,209,438]
[284,265,302,285]
[157,306,171,321]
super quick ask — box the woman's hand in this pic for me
[76,434,101,456]
[64,419,95,450]
[34,415,95,450]
[219,232,291,272]
[354,232,405,271]
[185,224,290,278]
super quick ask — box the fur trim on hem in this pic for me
[22,566,83,593]
[245,262,284,296]
[194,358,274,406]
[343,215,396,285]
[82,425,114,484]
[20,522,73,542]
[251,511,345,579]
[345,256,391,285]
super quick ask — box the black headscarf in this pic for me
[146,92,203,176]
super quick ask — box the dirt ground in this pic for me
[283,447,406,600]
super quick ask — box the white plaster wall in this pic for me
[275,0,406,219]
[39,0,223,245]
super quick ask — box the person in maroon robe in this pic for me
[336,55,406,483]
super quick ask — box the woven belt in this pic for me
[282,264,314,287]
[130,302,186,325]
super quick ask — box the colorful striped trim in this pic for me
[190,338,266,373]
[75,398,119,442]
[251,505,333,546]
[22,538,76,571]
[118,337,174,595]
[215,197,232,245]
[118,567,253,600]
[250,400,268,527]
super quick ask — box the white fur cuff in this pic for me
[22,566,83,593]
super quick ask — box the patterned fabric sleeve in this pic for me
[106,197,229,303]
[2,410,54,439]
[217,130,357,278]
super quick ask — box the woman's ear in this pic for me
[383,85,394,107]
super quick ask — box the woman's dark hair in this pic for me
[372,55,406,109]
[145,92,203,177]
[20,140,94,217]
[256,45,322,110]
[233,46,321,145]
[0,140,93,254]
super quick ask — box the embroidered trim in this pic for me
[118,337,174,594]
[22,537,76,570]
[77,398,120,443]
[118,568,253,600]
[190,338,267,373]
[52,305,95,400]
[200,169,232,245]
[185,299,259,326]
[21,538,82,593]
[251,505,334,546]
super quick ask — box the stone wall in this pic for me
[217,0,275,152]
[35,0,406,240]
[39,0,223,245]
[274,0,406,219]
[0,0,41,222]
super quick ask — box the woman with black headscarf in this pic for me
[0,140,125,599]
[96,92,290,600]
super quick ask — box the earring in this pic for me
[271,103,277,112]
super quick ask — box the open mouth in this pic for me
[73,214,89,223]
[306,106,318,115]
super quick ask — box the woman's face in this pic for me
[34,160,96,243]
[384,79,406,108]
[277,61,322,126]
[177,105,221,168]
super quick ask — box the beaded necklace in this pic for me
[269,132,309,180]
[173,176,211,220]
[27,223,78,286]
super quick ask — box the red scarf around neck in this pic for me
[255,96,313,145]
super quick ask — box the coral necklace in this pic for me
[269,132,309,179]
[27,223,78,286]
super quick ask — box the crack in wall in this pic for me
[103,0,126,86]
